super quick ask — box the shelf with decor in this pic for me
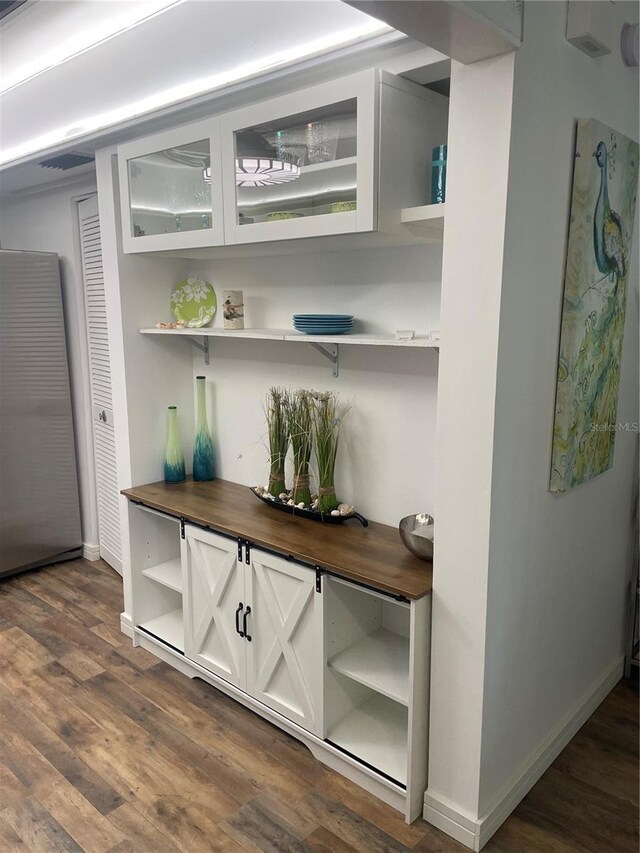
[138,326,440,376]
[400,203,445,239]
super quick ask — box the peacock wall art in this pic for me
[550,119,638,493]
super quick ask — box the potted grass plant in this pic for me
[265,387,290,497]
[312,391,349,515]
[288,390,314,506]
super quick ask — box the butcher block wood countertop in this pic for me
[122,478,432,600]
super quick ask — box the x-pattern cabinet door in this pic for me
[183,526,245,688]
[245,549,323,736]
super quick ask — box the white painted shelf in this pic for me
[301,156,357,174]
[141,558,182,593]
[329,628,409,705]
[139,608,184,651]
[139,327,438,348]
[328,693,408,785]
[400,203,445,239]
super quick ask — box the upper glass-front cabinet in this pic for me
[117,71,449,252]
[220,71,377,244]
[118,119,224,253]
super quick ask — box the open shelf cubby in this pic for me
[324,576,411,783]
[139,607,185,652]
[328,690,408,785]
[130,504,185,652]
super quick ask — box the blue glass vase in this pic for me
[164,406,185,483]
[193,375,215,481]
[431,144,447,204]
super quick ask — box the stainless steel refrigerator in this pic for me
[0,249,82,577]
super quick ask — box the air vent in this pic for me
[39,153,95,171]
[0,1,27,23]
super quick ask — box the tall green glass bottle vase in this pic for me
[164,406,186,483]
[193,375,215,481]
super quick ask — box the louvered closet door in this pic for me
[78,196,122,573]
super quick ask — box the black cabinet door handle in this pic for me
[243,605,252,642]
[235,602,244,637]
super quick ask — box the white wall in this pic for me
[0,177,100,554]
[427,2,639,849]
[425,51,515,840]
[186,246,441,525]
[480,0,639,822]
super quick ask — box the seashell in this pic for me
[287,500,295,506]
[265,493,275,500]
[331,510,340,517]
[279,492,289,501]
[254,485,266,495]
[339,504,354,517]
[297,502,305,509]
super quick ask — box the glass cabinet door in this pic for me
[118,119,224,253]
[221,71,376,244]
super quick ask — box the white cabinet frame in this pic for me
[118,117,225,254]
[220,69,378,244]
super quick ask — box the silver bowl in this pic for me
[399,513,434,561]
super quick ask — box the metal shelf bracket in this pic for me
[309,342,339,378]
[189,336,210,365]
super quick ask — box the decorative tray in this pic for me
[250,487,368,527]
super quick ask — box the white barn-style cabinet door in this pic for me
[183,525,245,687]
[78,195,122,573]
[245,549,324,736]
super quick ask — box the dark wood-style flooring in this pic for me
[0,559,636,852]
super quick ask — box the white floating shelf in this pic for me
[141,558,182,593]
[139,327,438,348]
[328,693,408,785]
[139,608,184,652]
[329,628,409,705]
[400,203,445,239]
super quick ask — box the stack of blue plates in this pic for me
[293,314,354,335]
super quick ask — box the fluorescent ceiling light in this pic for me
[0,18,392,167]
[0,1,187,95]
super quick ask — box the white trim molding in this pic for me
[424,657,625,851]
[120,611,134,638]
[82,542,100,561]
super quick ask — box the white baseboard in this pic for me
[100,545,123,576]
[423,797,477,848]
[120,612,134,638]
[82,543,100,561]
[424,656,625,851]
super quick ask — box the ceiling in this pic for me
[0,0,394,173]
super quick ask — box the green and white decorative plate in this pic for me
[170,278,217,328]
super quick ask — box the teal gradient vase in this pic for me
[193,375,215,481]
[164,406,186,483]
